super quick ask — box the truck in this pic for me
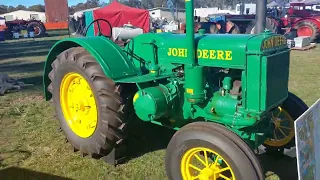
[42,0,308,179]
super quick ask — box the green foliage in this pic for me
[0,4,45,14]
[28,5,45,12]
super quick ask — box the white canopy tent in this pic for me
[267,1,279,7]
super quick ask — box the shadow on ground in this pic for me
[259,153,298,180]
[0,39,58,60]
[0,167,73,180]
[46,30,70,38]
[0,62,45,74]
[124,119,175,159]
[18,76,43,86]
[0,149,72,179]
[121,120,298,180]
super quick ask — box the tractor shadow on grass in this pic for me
[0,167,73,180]
[258,152,298,180]
[122,119,298,180]
[0,149,71,179]
[124,119,175,160]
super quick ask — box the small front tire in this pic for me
[165,122,264,180]
[264,92,308,153]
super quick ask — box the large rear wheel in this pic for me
[48,47,133,157]
[165,122,264,180]
[27,21,46,37]
[264,92,308,153]
[295,21,320,42]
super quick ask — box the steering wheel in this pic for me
[83,18,112,38]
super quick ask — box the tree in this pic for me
[28,4,45,12]
[141,0,155,9]
[86,0,102,8]
[120,0,142,8]
[7,6,16,13]
[0,5,8,14]
[15,5,27,10]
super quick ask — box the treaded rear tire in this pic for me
[295,21,320,42]
[48,47,133,157]
[27,21,46,37]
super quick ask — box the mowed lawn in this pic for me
[0,34,319,180]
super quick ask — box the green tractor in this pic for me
[43,0,308,179]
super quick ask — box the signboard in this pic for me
[295,98,320,180]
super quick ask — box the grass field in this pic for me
[0,34,319,180]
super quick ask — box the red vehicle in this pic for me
[263,2,320,42]
[3,19,46,39]
[178,2,320,42]
[281,2,320,41]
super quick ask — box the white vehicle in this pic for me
[235,3,256,15]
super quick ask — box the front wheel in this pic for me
[263,92,308,153]
[165,122,264,180]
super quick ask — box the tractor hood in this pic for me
[125,31,288,71]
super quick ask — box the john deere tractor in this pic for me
[43,0,308,179]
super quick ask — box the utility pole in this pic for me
[176,1,178,21]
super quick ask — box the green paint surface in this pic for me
[43,9,290,149]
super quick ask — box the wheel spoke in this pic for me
[273,130,278,140]
[189,164,202,172]
[203,150,209,168]
[279,126,292,130]
[219,173,232,180]
[279,118,289,123]
[210,154,220,167]
[192,175,200,180]
[278,127,288,137]
[272,108,282,119]
[216,167,231,173]
[194,154,207,167]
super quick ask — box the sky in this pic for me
[1,0,90,7]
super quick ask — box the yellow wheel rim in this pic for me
[60,72,98,138]
[181,147,235,180]
[264,107,295,147]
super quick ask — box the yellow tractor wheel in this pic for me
[165,122,264,180]
[48,47,133,157]
[263,92,308,153]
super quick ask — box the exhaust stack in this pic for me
[255,0,267,33]
[185,0,195,66]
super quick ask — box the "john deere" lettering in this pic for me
[167,48,232,61]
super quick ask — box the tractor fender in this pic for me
[43,36,138,100]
